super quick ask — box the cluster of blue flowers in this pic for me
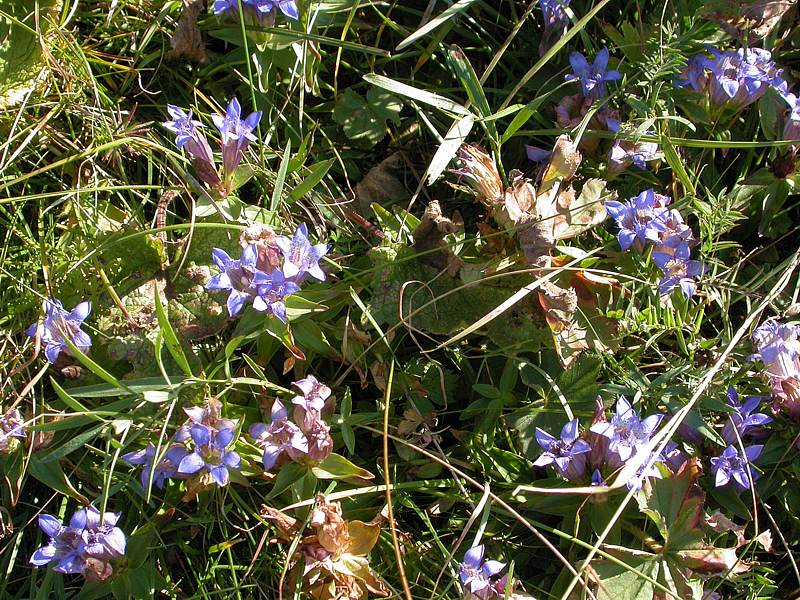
[605,189,704,298]
[249,374,334,469]
[163,97,261,195]
[207,222,329,320]
[751,319,800,418]
[534,390,770,494]
[677,47,785,110]
[213,0,298,22]
[29,507,127,583]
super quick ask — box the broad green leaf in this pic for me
[364,73,470,116]
[29,457,89,504]
[312,453,374,480]
[333,87,403,145]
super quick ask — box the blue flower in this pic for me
[26,298,92,364]
[604,189,669,251]
[30,506,127,582]
[565,48,621,100]
[213,0,298,21]
[607,120,660,173]
[540,0,570,28]
[710,444,763,492]
[720,387,772,445]
[680,47,786,109]
[459,545,506,599]
[122,443,187,489]
[177,425,241,487]
[206,244,266,317]
[781,92,800,141]
[249,400,308,470]
[211,98,262,182]
[275,223,329,283]
[533,419,591,481]
[252,268,301,323]
[652,245,704,298]
[163,105,220,187]
[0,407,25,453]
[590,397,663,469]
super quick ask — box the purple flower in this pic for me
[710,444,763,492]
[0,407,25,453]
[249,400,308,470]
[781,92,800,141]
[676,55,708,93]
[604,189,669,251]
[607,120,660,172]
[565,48,621,100]
[177,425,241,487]
[163,105,220,187]
[291,374,331,429]
[625,449,665,491]
[211,98,262,182]
[652,244,704,298]
[655,209,696,257]
[206,244,266,317]
[30,506,127,582]
[26,298,92,364]
[662,441,689,473]
[590,397,663,469]
[122,443,187,489]
[680,47,786,109]
[213,0,298,21]
[533,419,591,481]
[540,0,570,28]
[590,469,607,486]
[459,545,506,599]
[720,387,772,444]
[275,223,329,283]
[303,417,334,463]
[252,268,301,324]
[751,320,800,417]
[30,514,85,574]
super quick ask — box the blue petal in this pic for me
[178,451,206,475]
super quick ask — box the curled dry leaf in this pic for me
[701,0,795,42]
[167,0,209,64]
[412,200,464,275]
[355,152,408,214]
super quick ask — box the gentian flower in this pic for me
[710,444,763,492]
[459,545,506,599]
[162,105,220,187]
[213,0,298,21]
[122,443,187,489]
[26,298,92,364]
[607,120,660,173]
[206,244,265,317]
[590,396,663,469]
[720,387,772,444]
[302,417,334,463]
[0,407,25,453]
[625,448,665,491]
[655,209,696,257]
[31,506,127,582]
[781,92,800,141]
[533,419,591,481]
[249,400,308,470]
[177,425,241,487]
[275,223,329,283]
[590,469,607,486]
[291,374,331,429]
[604,189,669,251]
[652,244,704,298]
[565,48,621,100]
[679,47,786,110]
[540,0,570,28]
[252,268,301,323]
[750,320,800,417]
[662,441,689,473]
[211,98,262,182]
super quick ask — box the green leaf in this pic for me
[333,87,403,145]
[591,553,659,600]
[425,113,475,184]
[0,0,62,108]
[364,73,469,116]
[289,158,335,202]
[395,0,479,50]
[153,283,194,377]
[311,453,374,480]
[39,424,107,464]
[29,457,89,504]
[271,139,292,211]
